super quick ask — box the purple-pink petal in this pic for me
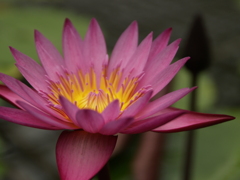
[62,18,85,73]
[17,101,77,129]
[136,87,196,120]
[150,57,190,96]
[76,109,105,133]
[34,30,64,80]
[10,47,48,91]
[148,28,172,61]
[107,21,138,76]
[101,100,121,123]
[83,18,107,82]
[56,130,117,180]
[0,107,60,130]
[123,32,153,77]
[99,117,134,135]
[121,90,153,118]
[141,39,181,86]
[59,96,81,127]
[153,107,235,132]
[0,85,24,109]
[121,110,185,134]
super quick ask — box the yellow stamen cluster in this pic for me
[47,67,145,119]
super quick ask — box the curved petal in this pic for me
[17,101,77,129]
[99,117,134,135]
[83,18,107,82]
[121,90,153,118]
[141,39,181,86]
[150,57,190,96]
[34,30,64,80]
[59,96,80,127]
[10,47,47,91]
[136,87,196,120]
[107,21,138,75]
[0,73,47,110]
[148,28,172,61]
[76,109,105,133]
[153,107,235,132]
[0,85,24,109]
[0,73,66,120]
[121,110,184,134]
[101,100,120,123]
[62,19,85,73]
[123,32,152,76]
[0,107,60,130]
[56,130,117,180]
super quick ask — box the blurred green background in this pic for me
[0,1,240,180]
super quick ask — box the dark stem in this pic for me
[97,163,111,180]
[182,73,198,180]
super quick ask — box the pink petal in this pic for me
[34,30,64,80]
[0,85,24,109]
[107,21,138,76]
[17,101,77,129]
[121,110,185,134]
[10,47,47,91]
[56,130,117,180]
[83,18,107,82]
[76,109,105,133]
[101,100,120,123]
[121,90,153,118]
[141,39,181,86]
[0,73,47,110]
[148,28,172,61]
[0,107,60,130]
[150,57,190,96]
[99,117,134,135]
[0,73,65,120]
[153,107,235,132]
[62,19,85,73]
[123,32,153,77]
[59,96,81,127]
[136,87,196,120]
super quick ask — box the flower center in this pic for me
[46,67,146,118]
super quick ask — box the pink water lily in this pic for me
[0,18,234,180]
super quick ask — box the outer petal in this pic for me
[107,21,138,75]
[76,109,105,133]
[0,107,60,130]
[34,30,64,80]
[10,47,47,91]
[153,107,235,132]
[136,87,196,120]
[99,117,134,135]
[122,32,152,77]
[0,73,47,110]
[62,19,85,73]
[150,57,189,96]
[148,28,172,61]
[56,130,117,180]
[83,18,107,81]
[121,110,184,134]
[141,39,181,86]
[17,101,77,130]
[0,85,24,109]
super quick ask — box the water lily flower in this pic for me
[0,18,234,180]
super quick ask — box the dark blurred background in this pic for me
[0,0,240,180]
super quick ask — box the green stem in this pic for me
[182,73,198,180]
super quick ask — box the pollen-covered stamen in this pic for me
[43,67,149,121]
